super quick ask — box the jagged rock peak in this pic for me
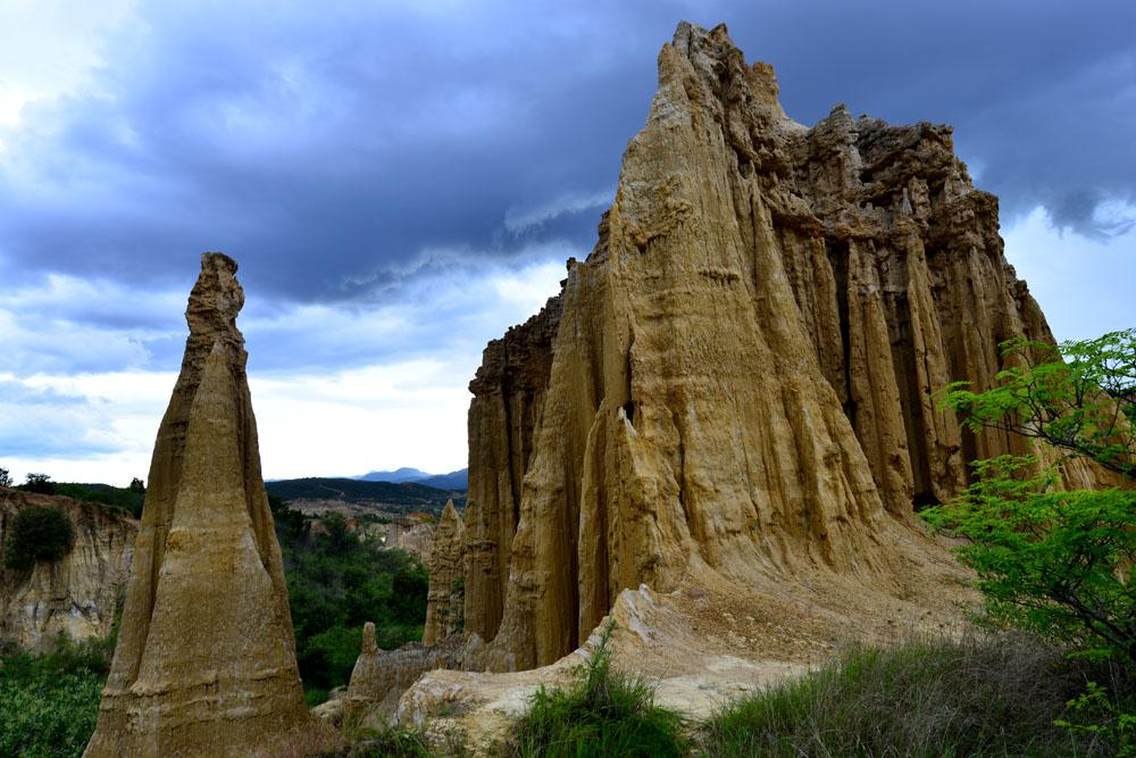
[460,21,1070,671]
[85,253,315,757]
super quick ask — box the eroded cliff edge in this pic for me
[0,489,137,650]
[453,22,1071,671]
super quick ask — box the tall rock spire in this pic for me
[85,253,311,756]
[422,499,466,645]
[460,22,1088,672]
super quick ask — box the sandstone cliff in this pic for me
[85,253,313,757]
[422,499,465,645]
[454,22,1068,671]
[0,489,137,651]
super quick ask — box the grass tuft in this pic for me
[504,622,688,758]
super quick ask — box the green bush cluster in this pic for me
[274,501,429,703]
[53,482,145,518]
[3,505,76,570]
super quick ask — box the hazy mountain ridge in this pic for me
[356,468,468,490]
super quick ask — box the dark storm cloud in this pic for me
[1,0,1133,312]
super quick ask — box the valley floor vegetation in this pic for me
[271,496,430,704]
[0,635,113,757]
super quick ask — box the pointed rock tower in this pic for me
[422,499,465,645]
[85,254,311,757]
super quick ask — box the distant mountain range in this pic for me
[357,467,468,491]
[265,477,463,513]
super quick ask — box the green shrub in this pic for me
[505,623,687,758]
[0,634,113,757]
[698,633,1124,757]
[924,455,1136,662]
[3,505,76,570]
[20,473,56,495]
[54,482,144,518]
[0,669,103,757]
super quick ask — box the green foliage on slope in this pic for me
[273,500,429,704]
[0,636,115,758]
[266,477,463,514]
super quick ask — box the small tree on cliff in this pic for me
[3,506,76,571]
[0,468,11,488]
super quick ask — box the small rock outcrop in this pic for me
[0,489,137,650]
[422,500,465,645]
[339,622,467,719]
[85,254,312,757]
[452,22,1090,671]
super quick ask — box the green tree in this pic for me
[930,328,1136,745]
[3,506,76,570]
[128,477,145,494]
[924,456,1136,661]
[21,473,56,495]
[0,468,11,488]
[942,329,1135,478]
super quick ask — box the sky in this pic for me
[1,0,1133,485]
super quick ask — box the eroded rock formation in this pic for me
[454,22,1070,671]
[423,500,465,645]
[462,296,561,643]
[341,622,467,719]
[85,253,312,757]
[0,489,137,650]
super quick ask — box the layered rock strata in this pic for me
[453,22,1070,671]
[85,253,312,757]
[422,500,465,645]
[0,489,137,650]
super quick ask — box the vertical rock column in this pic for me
[85,253,312,757]
[422,499,465,645]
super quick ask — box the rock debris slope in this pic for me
[450,22,1068,671]
[85,254,311,757]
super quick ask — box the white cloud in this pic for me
[0,0,137,136]
[0,255,567,484]
[1003,204,1136,341]
[504,188,613,234]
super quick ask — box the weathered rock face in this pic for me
[0,489,137,651]
[85,253,312,757]
[422,500,465,645]
[462,296,561,643]
[460,22,1067,671]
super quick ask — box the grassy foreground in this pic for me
[497,629,1130,758]
[699,633,1129,757]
